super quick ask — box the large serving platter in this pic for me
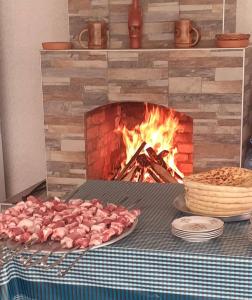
[173,193,250,222]
[3,218,139,254]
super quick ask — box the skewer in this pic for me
[25,242,61,268]
[39,243,64,267]
[57,247,91,277]
[1,240,34,264]
[8,239,38,261]
[42,246,80,270]
[21,241,54,266]
[0,248,14,265]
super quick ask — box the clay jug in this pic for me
[128,0,142,49]
[79,21,107,49]
[175,19,201,48]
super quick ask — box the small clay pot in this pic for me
[215,33,250,48]
[42,42,72,50]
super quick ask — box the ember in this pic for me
[114,105,184,183]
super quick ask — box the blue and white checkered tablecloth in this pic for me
[0,181,252,300]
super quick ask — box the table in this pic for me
[0,181,252,300]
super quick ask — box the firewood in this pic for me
[147,168,163,183]
[149,161,177,183]
[157,150,169,159]
[121,166,138,181]
[146,147,158,160]
[137,154,150,168]
[115,141,146,180]
[146,147,167,169]
[138,166,145,182]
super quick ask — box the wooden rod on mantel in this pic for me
[115,141,147,180]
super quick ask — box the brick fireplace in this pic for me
[85,102,193,181]
[40,0,252,196]
[41,48,252,196]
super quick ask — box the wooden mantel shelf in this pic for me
[40,45,252,52]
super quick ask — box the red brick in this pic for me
[100,123,114,136]
[86,117,93,129]
[188,154,193,163]
[178,163,193,174]
[174,133,192,144]
[180,114,192,122]
[183,172,192,177]
[177,143,193,153]
[179,122,193,133]
[86,126,99,138]
[87,139,97,152]
[90,110,106,125]
[175,153,189,162]
[87,150,100,165]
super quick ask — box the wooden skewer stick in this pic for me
[115,141,146,180]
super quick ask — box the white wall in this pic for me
[0,121,6,202]
[236,0,252,34]
[0,0,69,197]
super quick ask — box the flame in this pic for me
[116,104,184,181]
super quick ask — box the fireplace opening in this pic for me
[85,102,193,183]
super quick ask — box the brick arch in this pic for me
[85,102,193,181]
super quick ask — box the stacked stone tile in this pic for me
[41,47,252,196]
[69,0,237,49]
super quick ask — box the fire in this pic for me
[116,104,184,182]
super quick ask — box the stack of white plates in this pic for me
[171,216,224,242]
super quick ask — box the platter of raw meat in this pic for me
[0,196,140,274]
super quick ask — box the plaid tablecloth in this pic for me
[0,181,252,300]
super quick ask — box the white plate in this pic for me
[178,236,221,243]
[171,216,224,233]
[172,226,223,234]
[172,229,223,238]
[172,230,223,239]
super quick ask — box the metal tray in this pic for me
[5,218,139,254]
[173,194,250,222]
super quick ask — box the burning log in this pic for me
[149,161,177,183]
[121,166,138,181]
[157,150,169,159]
[146,147,167,169]
[115,141,146,180]
[136,154,150,168]
[147,168,163,183]
[138,166,145,182]
[114,141,180,184]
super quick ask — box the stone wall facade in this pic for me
[69,0,237,49]
[243,47,252,161]
[41,46,252,196]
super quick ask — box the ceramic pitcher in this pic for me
[175,19,201,48]
[79,21,107,49]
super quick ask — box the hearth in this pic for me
[41,48,252,196]
[86,102,192,183]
